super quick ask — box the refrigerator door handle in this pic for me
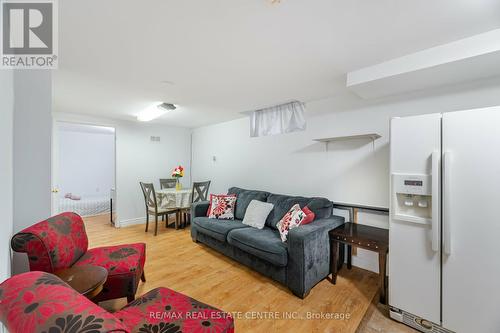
[443,151,452,255]
[431,151,440,252]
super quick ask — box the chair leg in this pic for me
[154,215,158,236]
[175,211,179,230]
[127,294,135,303]
[145,213,149,232]
[141,271,146,282]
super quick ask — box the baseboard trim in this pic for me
[118,217,146,228]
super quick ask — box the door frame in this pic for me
[51,119,117,225]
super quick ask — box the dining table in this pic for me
[156,188,192,210]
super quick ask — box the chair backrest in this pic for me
[140,182,157,210]
[0,271,129,333]
[159,178,177,189]
[191,181,211,203]
[10,212,89,273]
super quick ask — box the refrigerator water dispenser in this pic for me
[392,174,432,224]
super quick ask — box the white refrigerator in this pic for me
[389,107,500,333]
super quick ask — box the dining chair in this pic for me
[180,180,211,227]
[140,182,178,235]
[159,178,177,189]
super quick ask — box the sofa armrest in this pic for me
[286,215,345,298]
[191,201,210,218]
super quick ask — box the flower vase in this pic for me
[176,178,182,191]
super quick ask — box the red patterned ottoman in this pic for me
[115,287,235,333]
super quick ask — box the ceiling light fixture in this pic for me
[137,102,177,122]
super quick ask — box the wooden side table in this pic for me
[54,265,108,300]
[329,222,389,304]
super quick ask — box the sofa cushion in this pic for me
[301,206,315,225]
[227,227,288,267]
[276,204,306,242]
[265,194,312,229]
[227,187,270,220]
[207,194,237,220]
[242,200,274,229]
[307,197,333,220]
[73,243,146,302]
[192,217,248,242]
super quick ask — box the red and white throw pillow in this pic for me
[276,204,306,242]
[207,194,237,220]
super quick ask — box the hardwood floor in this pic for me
[85,215,417,333]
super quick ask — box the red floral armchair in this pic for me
[11,212,146,302]
[0,271,235,333]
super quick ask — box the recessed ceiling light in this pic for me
[137,102,177,122]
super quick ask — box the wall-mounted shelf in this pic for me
[313,133,381,143]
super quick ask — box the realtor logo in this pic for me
[1,0,58,69]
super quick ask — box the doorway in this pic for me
[52,122,116,223]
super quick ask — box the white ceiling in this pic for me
[54,0,500,128]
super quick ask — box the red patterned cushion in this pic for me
[207,194,237,220]
[114,287,234,333]
[10,212,88,272]
[73,243,146,302]
[301,206,316,225]
[0,271,128,333]
[276,204,306,242]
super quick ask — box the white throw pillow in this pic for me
[242,200,274,229]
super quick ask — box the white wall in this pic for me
[13,70,53,274]
[192,78,500,273]
[58,128,115,198]
[53,113,192,226]
[0,70,14,281]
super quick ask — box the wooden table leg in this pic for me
[347,245,352,269]
[379,251,387,304]
[330,240,339,284]
[337,244,345,270]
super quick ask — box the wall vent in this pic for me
[150,136,161,142]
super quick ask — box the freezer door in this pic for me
[442,107,500,333]
[389,113,441,324]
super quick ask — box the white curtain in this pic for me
[249,101,306,137]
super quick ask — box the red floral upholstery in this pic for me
[0,272,235,333]
[11,212,146,302]
[115,287,235,333]
[0,271,128,333]
[11,212,88,272]
[74,243,146,302]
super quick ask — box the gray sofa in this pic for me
[190,187,345,298]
